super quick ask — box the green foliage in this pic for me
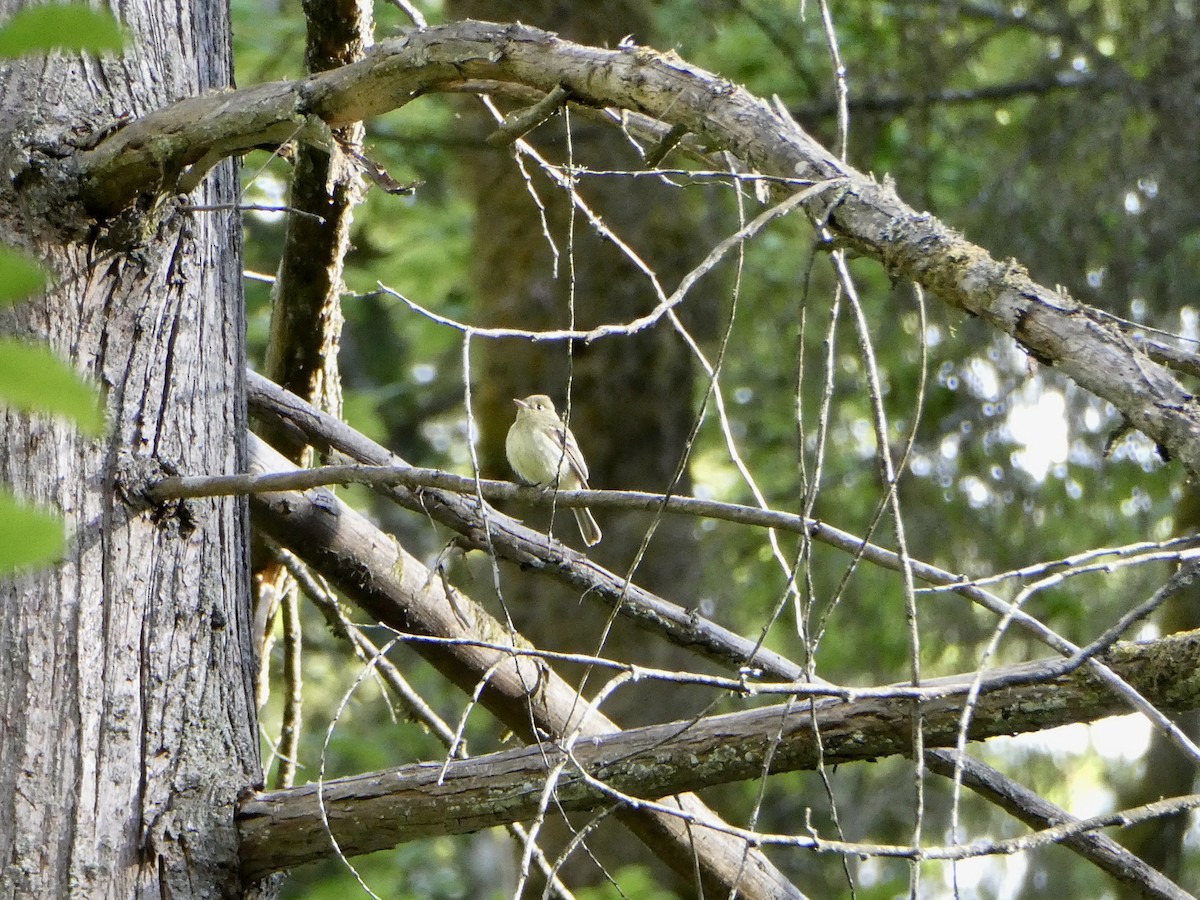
[281,839,481,899]
[0,4,124,56]
[0,492,66,574]
[0,246,106,574]
[575,865,678,900]
[0,338,105,438]
[234,0,1200,894]
[0,245,47,305]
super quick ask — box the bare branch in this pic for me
[378,178,833,343]
[274,588,303,790]
[1140,336,1200,381]
[244,371,816,681]
[924,751,1194,900]
[237,630,1200,870]
[485,83,569,146]
[243,436,805,897]
[241,370,1190,712]
[238,392,1200,891]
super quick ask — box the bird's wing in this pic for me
[556,425,590,485]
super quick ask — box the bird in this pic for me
[505,394,602,547]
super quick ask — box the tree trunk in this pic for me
[0,0,261,895]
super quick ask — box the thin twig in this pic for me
[378,178,842,345]
[275,587,303,789]
[486,84,569,146]
[184,202,327,224]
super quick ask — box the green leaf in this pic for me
[0,245,49,307]
[0,338,105,436]
[0,491,66,574]
[0,5,125,57]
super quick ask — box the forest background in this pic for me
[4,0,1200,897]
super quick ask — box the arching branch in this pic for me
[67,19,1200,476]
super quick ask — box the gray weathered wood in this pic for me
[237,618,1200,872]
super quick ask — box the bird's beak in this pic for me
[513,398,528,409]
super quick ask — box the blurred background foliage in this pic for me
[235,0,1198,896]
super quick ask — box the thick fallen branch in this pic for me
[238,628,1200,872]
[69,19,1200,473]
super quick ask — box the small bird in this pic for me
[505,394,602,547]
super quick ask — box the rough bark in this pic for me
[0,0,260,895]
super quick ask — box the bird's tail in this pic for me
[574,507,602,547]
